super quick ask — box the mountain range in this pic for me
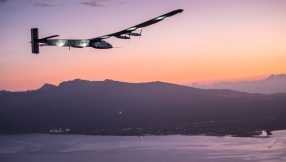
[191,74,286,94]
[0,79,285,134]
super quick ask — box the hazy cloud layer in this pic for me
[81,0,108,7]
[192,74,286,94]
[0,0,123,7]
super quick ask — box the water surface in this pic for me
[0,130,286,162]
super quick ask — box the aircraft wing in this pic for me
[89,9,183,41]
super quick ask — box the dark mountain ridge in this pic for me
[0,79,285,134]
[38,83,57,92]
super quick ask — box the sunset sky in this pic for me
[0,0,285,91]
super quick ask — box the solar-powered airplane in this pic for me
[31,9,183,54]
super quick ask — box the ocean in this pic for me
[0,130,285,162]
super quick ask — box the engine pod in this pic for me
[90,41,113,49]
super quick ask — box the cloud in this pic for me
[81,0,108,7]
[118,1,125,5]
[33,2,63,7]
[24,0,64,7]
[0,0,8,3]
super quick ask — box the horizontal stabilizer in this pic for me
[38,35,59,41]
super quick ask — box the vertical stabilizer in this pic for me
[31,28,39,54]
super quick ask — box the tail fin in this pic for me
[31,28,39,54]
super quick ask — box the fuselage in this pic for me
[42,39,113,49]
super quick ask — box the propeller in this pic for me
[125,33,131,46]
[138,28,143,43]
